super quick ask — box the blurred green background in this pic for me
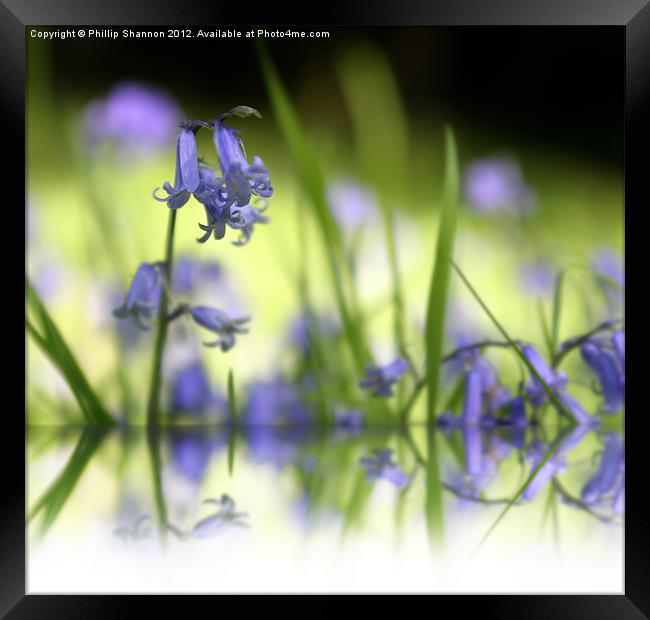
[26,27,623,425]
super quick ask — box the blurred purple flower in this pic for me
[463,157,536,216]
[326,181,379,231]
[171,361,223,415]
[519,261,555,296]
[289,311,339,353]
[334,410,364,430]
[172,256,223,296]
[581,333,625,414]
[85,82,182,156]
[189,306,250,352]
[522,345,592,424]
[244,380,312,426]
[359,359,409,397]
[592,248,624,288]
[359,449,409,487]
[171,433,222,482]
[522,425,590,500]
[580,432,624,516]
[113,262,163,330]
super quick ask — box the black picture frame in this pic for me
[5,0,648,613]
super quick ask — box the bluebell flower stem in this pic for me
[146,209,178,427]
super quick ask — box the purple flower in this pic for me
[189,306,250,352]
[170,361,221,414]
[461,369,483,424]
[230,202,270,247]
[334,410,364,430]
[84,82,182,157]
[359,449,409,487]
[592,248,624,288]
[153,127,200,210]
[580,433,624,515]
[326,181,379,231]
[519,261,555,297]
[172,256,222,296]
[289,312,339,353]
[113,262,163,330]
[612,331,625,373]
[522,345,592,424]
[522,425,590,500]
[212,118,274,209]
[359,359,409,397]
[170,433,222,482]
[581,335,625,414]
[244,380,312,426]
[463,157,536,216]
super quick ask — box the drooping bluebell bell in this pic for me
[170,361,222,414]
[84,81,182,158]
[191,494,249,539]
[463,157,536,216]
[359,449,409,488]
[113,262,163,330]
[359,359,409,397]
[522,345,592,424]
[153,126,201,210]
[189,306,250,352]
[580,433,624,516]
[522,425,590,500]
[581,336,624,414]
[212,117,273,209]
[230,202,270,247]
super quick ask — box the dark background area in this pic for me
[31,26,623,165]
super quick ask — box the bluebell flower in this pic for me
[191,494,249,539]
[359,449,409,487]
[580,433,624,515]
[189,306,250,352]
[612,330,625,373]
[84,81,182,157]
[230,202,270,247]
[153,126,200,210]
[461,369,483,424]
[522,345,592,424]
[113,262,163,330]
[171,361,222,414]
[463,157,536,216]
[245,426,312,468]
[522,425,590,500]
[212,118,273,209]
[581,337,624,414]
[359,359,409,397]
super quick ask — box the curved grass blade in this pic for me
[551,270,566,356]
[26,280,114,425]
[451,262,577,424]
[256,40,370,374]
[28,427,110,537]
[421,126,460,425]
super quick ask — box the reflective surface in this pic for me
[27,424,623,593]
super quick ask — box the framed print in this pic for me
[2,0,647,613]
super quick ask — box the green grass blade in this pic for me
[146,428,168,542]
[551,270,566,356]
[422,126,460,425]
[26,280,114,425]
[256,40,370,374]
[227,369,238,475]
[425,427,444,547]
[28,427,109,536]
[536,299,554,361]
[337,46,409,357]
[451,262,577,424]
